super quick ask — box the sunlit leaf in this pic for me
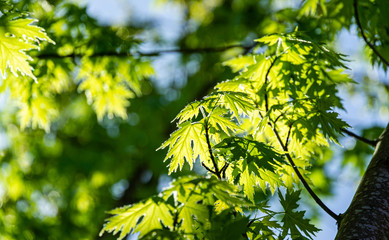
[101,197,174,240]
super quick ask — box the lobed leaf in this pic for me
[101,197,174,240]
[158,122,208,174]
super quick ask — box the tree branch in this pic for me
[264,56,279,112]
[202,162,216,175]
[204,119,221,179]
[36,43,257,59]
[353,0,389,67]
[270,124,341,221]
[284,122,293,150]
[220,162,229,179]
[254,96,339,221]
[341,128,378,147]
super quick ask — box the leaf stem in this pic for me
[353,0,389,67]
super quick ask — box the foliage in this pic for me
[0,0,388,239]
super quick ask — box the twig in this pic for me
[204,119,221,179]
[353,0,389,67]
[284,122,293,150]
[341,128,378,147]
[254,103,339,220]
[220,162,229,179]
[36,43,257,59]
[270,124,340,221]
[264,56,279,112]
[202,162,216,175]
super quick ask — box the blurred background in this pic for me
[0,0,388,239]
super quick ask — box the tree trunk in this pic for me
[335,124,389,239]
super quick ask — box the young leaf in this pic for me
[0,18,54,80]
[173,101,204,124]
[223,55,255,72]
[210,91,255,119]
[100,197,174,240]
[158,122,208,173]
[177,195,209,233]
[278,190,320,239]
[207,108,241,135]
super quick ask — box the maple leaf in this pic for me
[100,197,174,240]
[278,190,320,239]
[210,91,255,119]
[223,55,255,72]
[4,18,55,44]
[0,36,38,79]
[207,108,241,135]
[173,101,204,124]
[177,195,209,233]
[162,176,249,232]
[0,18,54,80]
[158,122,209,174]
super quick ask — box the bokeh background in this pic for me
[0,0,388,239]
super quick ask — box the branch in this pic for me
[253,100,339,220]
[202,162,217,175]
[353,0,389,67]
[220,162,229,179]
[284,122,293,150]
[204,119,221,179]
[270,125,340,221]
[36,43,257,59]
[264,56,279,112]
[341,128,378,147]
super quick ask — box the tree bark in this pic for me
[336,123,389,240]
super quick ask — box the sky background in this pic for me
[86,0,388,239]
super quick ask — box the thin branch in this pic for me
[253,100,339,220]
[284,122,293,150]
[353,0,389,67]
[202,162,216,175]
[341,128,378,147]
[220,162,229,179]
[270,124,340,221]
[273,112,285,124]
[264,56,279,112]
[204,119,221,179]
[36,43,257,59]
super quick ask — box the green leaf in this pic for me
[77,57,153,120]
[214,137,283,172]
[177,195,209,233]
[205,211,250,240]
[210,91,255,119]
[278,190,320,239]
[0,18,54,80]
[255,34,283,46]
[158,122,208,173]
[223,55,255,72]
[298,0,327,17]
[2,18,55,44]
[214,137,284,200]
[173,101,204,124]
[207,108,241,135]
[100,197,174,240]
